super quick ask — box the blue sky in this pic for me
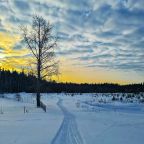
[0,0,144,83]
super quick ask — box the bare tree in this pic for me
[21,15,58,107]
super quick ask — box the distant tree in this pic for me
[21,15,58,107]
[0,69,144,94]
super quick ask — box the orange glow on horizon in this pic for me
[0,32,143,85]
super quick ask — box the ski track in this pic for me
[51,99,84,144]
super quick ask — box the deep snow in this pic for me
[0,93,144,144]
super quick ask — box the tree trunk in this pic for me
[36,60,41,107]
[36,19,41,107]
[36,92,40,107]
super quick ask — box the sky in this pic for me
[0,0,144,84]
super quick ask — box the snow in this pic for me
[0,94,63,144]
[0,93,144,144]
[51,99,83,144]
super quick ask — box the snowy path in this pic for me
[51,99,84,144]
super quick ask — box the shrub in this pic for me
[112,96,116,101]
[15,93,21,101]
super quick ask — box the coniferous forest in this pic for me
[0,69,143,93]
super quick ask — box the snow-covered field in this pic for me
[0,93,144,144]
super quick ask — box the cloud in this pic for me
[0,0,143,82]
[13,0,30,11]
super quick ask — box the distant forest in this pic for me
[0,69,144,93]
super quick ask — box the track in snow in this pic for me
[51,99,84,144]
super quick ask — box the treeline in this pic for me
[0,69,144,93]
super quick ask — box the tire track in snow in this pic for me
[51,99,84,144]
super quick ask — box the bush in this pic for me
[126,94,132,98]
[71,93,74,97]
[0,93,4,98]
[15,93,21,101]
[140,99,144,103]
[112,96,116,101]
[120,97,123,101]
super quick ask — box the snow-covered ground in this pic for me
[0,93,144,144]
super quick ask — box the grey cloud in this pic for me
[0,0,143,73]
[14,0,30,10]
[57,47,93,56]
[13,40,26,50]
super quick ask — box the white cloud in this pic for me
[0,0,143,73]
